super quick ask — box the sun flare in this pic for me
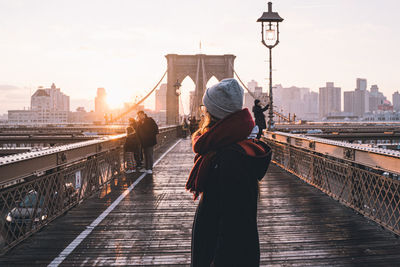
[106,94,124,109]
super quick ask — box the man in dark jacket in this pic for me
[137,111,159,174]
[252,99,269,139]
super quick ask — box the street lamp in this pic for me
[174,79,182,96]
[257,1,283,130]
[173,79,182,124]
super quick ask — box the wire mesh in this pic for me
[265,139,400,236]
[0,148,122,253]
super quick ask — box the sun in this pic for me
[106,94,124,109]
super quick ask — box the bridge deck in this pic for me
[2,139,400,266]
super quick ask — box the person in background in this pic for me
[182,117,189,138]
[186,78,272,266]
[252,99,269,139]
[136,111,159,174]
[189,115,198,135]
[123,126,140,173]
[129,118,143,168]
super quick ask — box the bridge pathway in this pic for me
[1,138,400,266]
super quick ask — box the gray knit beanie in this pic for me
[202,78,244,119]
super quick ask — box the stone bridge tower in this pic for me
[165,54,236,125]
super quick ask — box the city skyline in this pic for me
[0,0,399,114]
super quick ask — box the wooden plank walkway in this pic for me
[1,138,400,266]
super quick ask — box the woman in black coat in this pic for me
[186,79,272,266]
[123,126,140,172]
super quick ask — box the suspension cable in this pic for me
[231,67,257,100]
[110,70,167,123]
[230,62,293,123]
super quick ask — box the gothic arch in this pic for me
[165,54,236,125]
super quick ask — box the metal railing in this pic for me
[0,126,180,254]
[263,131,400,236]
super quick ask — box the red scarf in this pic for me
[186,109,255,199]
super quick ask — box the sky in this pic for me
[0,0,399,114]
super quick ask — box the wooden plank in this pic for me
[1,139,400,266]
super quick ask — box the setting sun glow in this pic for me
[106,94,124,109]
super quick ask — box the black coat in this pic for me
[252,104,269,130]
[191,141,272,266]
[124,133,140,152]
[137,116,159,148]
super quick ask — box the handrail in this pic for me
[0,126,178,188]
[263,131,400,175]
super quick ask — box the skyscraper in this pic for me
[393,91,400,111]
[95,88,108,115]
[319,82,341,118]
[344,91,355,114]
[356,78,367,91]
[155,83,167,112]
[354,88,369,117]
[349,78,369,116]
[369,85,386,112]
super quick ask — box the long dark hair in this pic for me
[192,111,262,199]
[191,112,219,142]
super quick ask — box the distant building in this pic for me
[368,85,386,112]
[8,110,37,125]
[354,88,369,117]
[8,83,69,124]
[343,79,370,117]
[343,91,355,114]
[271,84,318,120]
[303,91,319,119]
[31,83,69,112]
[356,78,367,91]
[393,91,400,111]
[68,107,96,123]
[378,100,393,111]
[0,114,7,121]
[247,80,258,92]
[319,82,341,118]
[243,80,268,119]
[364,111,400,122]
[95,88,108,116]
[155,83,167,112]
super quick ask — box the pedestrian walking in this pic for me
[123,126,140,173]
[252,99,269,139]
[189,116,198,135]
[186,78,272,266]
[136,111,159,174]
[182,117,189,138]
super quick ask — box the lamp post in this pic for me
[174,79,182,96]
[257,1,283,130]
[174,80,182,96]
[173,79,182,123]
